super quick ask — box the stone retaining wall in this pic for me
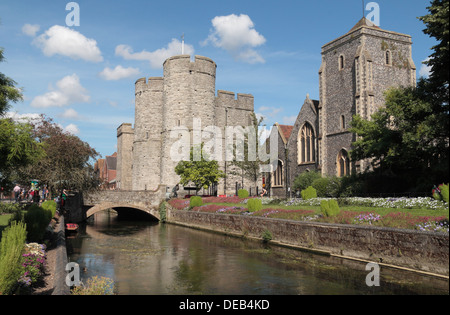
[166,208,449,276]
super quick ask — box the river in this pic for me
[66,210,449,295]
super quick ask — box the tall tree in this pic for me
[16,115,100,192]
[418,0,449,105]
[0,48,23,116]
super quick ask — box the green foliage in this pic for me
[1,48,23,115]
[238,189,249,198]
[440,184,449,203]
[433,183,449,203]
[0,202,22,214]
[71,276,115,295]
[320,200,341,217]
[293,171,321,193]
[247,198,262,212]
[311,177,330,197]
[41,200,57,218]
[0,221,27,295]
[301,186,317,200]
[175,144,225,192]
[261,229,272,243]
[24,204,52,243]
[189,196,203,208]
[159,201,167,223]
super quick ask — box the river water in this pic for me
[66,210,448,295]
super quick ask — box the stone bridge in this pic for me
[79,185,167,222]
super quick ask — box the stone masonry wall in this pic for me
[167,208,449,276]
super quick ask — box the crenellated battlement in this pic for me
[135,77,164,94]
[216,90,254,111]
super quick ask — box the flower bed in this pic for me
[167,196,449,233]
[19,243,47,290]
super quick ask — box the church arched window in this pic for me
[272,160,284,187]
[336,149,350,177]
[298,123,315,164]
[385,50,391,65]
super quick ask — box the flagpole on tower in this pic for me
[181,33,185,55]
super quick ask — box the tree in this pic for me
[0,48,23,116]
[350,82,449,189]
[0,118,45,187]
[228,113,266,191]
[16,115,100,193]
[418,0,449,105]
[175,144,225,193]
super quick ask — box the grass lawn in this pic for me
[0,213,13,234]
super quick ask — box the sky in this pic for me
[0,0,437,160]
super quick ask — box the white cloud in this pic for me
[64,123,80,135]
[282,116,297,125]
[202,14,266,63]
[5,112,42,124]
[419,58,432,78]
[99,65,141,81]
[22,24,40,37]
[60,108,82,120]
[116,38,194,69]
[31,74,90,108]
[33,25,103,62]
[258,106,282,118]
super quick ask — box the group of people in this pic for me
[13,184,49,204]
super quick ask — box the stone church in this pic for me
[116,17,416,197]
[269,17,416,198]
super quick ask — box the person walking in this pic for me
[13,184,21,203]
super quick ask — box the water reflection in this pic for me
[66,210,449,295]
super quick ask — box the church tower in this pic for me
[318,17,416,176]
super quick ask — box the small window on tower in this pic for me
[385,50,391,65]
[340,115,345,130]
[339,55,345,70]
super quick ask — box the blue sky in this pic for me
[0,0,436,159]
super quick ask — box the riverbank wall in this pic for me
[166,207,449,277]
[51,214,70,295]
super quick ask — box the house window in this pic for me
[336,149,350,177]
[273,160,283,186]
[339,55,345,70]
[299,123,315,163]
[340,115,345,130]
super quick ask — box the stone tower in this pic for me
[118,54,255,194]
[318,17,416,176]
[160,55,217,188]
[116,123,134,190]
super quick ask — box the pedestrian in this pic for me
[13,184,21,203]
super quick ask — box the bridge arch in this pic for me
[86,202,160,221]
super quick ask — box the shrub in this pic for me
[293,171,321,193]
[189,196,203,208]
[247,198,262,212]
[439,184,449,203]
[311,177,330,197]
[41,200,57,218]
[320,199,340,217]
[24,204,52,243]
[261,229,272,243]
[71,276,115,295]
[301,186,317,200]
[0,221,27,295]
[238,189,249,198]
[0,203,22,214]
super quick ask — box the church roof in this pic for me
[277,124,294,144]
[348,17,381,33]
